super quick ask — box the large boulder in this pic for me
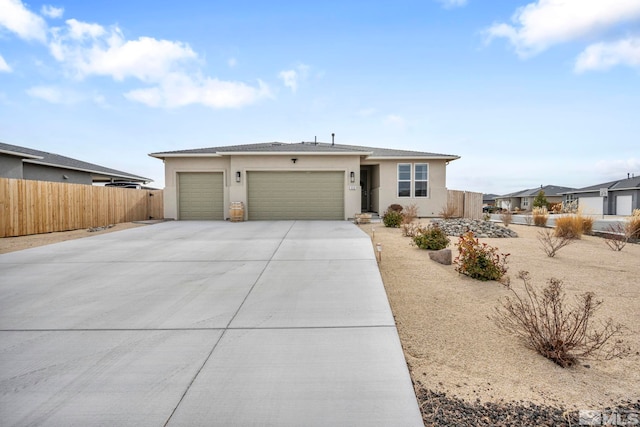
[429,248,452,265]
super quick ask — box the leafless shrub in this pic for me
[538,229,574,257]
[602,220,640,251]
[402,203,419,224]
[439,202,458,219]
[524,213,533,226]
[500,210,513,227]
[492,271,630,368]
[402,223,426,237]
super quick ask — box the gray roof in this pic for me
[562,175,640,194]
[150,141,460,159]
[497,185,576,198]
[0,142,151,183]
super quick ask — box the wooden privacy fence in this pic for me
[447,190,483,220]
[0,178,163,237]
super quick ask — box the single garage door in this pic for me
[578,196,603,215]
[178,172,224,220]
[247,171,344,220]
[616,195,633,216]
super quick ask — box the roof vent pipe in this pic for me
[331,133,335,146]
[315,136,317,145]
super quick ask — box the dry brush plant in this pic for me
[602,218,640,251]
[402,203,419,225]
[492,271,630,368]
[532,207,548,227]
[538,229,574,257]
[500,209,513,227]
[411,224,450,250]
[439,202,458,219]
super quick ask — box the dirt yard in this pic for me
[359,220,640,412]
[0,222,147,254]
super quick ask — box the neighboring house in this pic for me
[0,142,151,185]
[149,141,460,220]
[495,185,575,211]
[560,175,640,216]
[482,193,499,207]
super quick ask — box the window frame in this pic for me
[397,163,412,198]
[414,163,429,198]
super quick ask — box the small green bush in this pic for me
[454,232,509,281]
[412,225,450,250]
[382,209,403,228]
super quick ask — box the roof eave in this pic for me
[23,159,150,183]
[0,149,43,160]
[149,153,223,159]
[366,155,460,161]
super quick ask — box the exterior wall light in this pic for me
[235,171,241,183]
[350,171,355,183]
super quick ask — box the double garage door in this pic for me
[178,171,345,220]
[248,171,344,220]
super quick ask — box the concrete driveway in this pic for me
[0,221,422,426]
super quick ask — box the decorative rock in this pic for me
[429,248,452,265]
[431,219,518,238]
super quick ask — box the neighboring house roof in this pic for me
[496,185,575,199]
[483,193,499,202]
[561,175,640,194]
[149,141,460,160]
[0,142,151,183]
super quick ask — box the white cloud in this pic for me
[485,0,640,57]
[575,37,640,72]
[436,0,467,9]
[278,64,310,93]
[124,72,272,109]
[0,0,48,42]
[50,20,197,82]
[0,54,11,72]
[41,5,64,19]
[384,114,407,129]
[26,85,77,104]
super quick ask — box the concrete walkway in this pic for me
[0,221,422,426]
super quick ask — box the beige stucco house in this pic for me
[150,141,459,221]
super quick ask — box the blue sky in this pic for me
[1,0,639,194]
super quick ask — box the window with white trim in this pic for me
[397,164,411,197]
[414,163,428,197]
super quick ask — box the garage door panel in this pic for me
[179,172,224,220]
[578,196,603,216]
[616,195,632,216]
[248,171,344,220]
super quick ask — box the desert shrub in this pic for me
[628,213,640,240]
[439,202,458,219]
[492,271,629,368]
[554,216,582,239]
[538,229,573,257]
[581,215,594,235]
[533,190,548,208]
[602,223,628,251]
[402,223,424,237]
[382,208,403,228]
[560,200,578,213]
[402,203,418,224]
[524,213,533,226]
[412,225,450,250]
[483,213,491,221]
[532,207,548,227]
[500,210,513,227]
[388,204,403,213]
[454,232,509,281]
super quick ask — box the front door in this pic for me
[360,169,369,211]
